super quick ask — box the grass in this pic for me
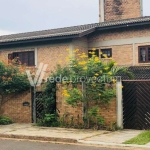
[124,131,150,145]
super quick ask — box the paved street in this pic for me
[0,139,129,150]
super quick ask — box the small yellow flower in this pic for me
[100,70,103,74]
[112,79,116,83]
[78,61,87,65]
[104,67,109,70]
[108,72,112,75]
[91,52,95,55]
[94,57,100,63]
[83,67,87,70]
[98,93,101,96]
[114,62,118,66]
[100,52,102,55]
[74,49,79,53]
[95,73,99,76]
[65,94,70,97]
[74,65,77,67]
[102,54,108,58]
[93,76,97,80]
[80,54,88,58]
[120,86,124,89]
[92,83,96,87]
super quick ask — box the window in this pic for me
[101,48,112,58]
[88,49,99,58]
[8,51,35,66]
[139,46,150,63]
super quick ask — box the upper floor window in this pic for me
[139,46,150,63]
[88,49,99,58]
[101,48,112,58]
[8,51,35,66]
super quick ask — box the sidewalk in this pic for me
[0,123,149,149]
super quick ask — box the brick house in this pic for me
[0,0,150,123]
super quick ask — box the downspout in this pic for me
[132,43,136,66]
[35,48,38,67]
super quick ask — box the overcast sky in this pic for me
[0,0,150,35]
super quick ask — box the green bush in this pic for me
[37,114,59,127]
[0,115,13,125]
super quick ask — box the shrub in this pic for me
[0,115,13,125]
[37,114,59,127]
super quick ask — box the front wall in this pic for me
[56,84,117,127]
[1,91,32,123]
[88,27,150,66]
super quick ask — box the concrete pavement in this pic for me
[0,124,149,149]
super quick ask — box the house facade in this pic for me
[0,0,150,123]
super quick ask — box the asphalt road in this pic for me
[0,139,128,150]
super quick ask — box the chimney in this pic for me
[99,0,143,22]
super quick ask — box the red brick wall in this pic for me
[56,84,117,127]
[0,91,32,123]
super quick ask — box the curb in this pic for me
[0,133,150,149]
[0,134,77,143]
[78,140,150,149]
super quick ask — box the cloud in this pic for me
[0,30,14,36]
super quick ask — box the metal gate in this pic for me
[31,89,44,122]
[35,92,44,121]
[122,81,150,130]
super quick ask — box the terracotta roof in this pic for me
[0,16,150,44]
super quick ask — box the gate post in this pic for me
[116,78,123,129]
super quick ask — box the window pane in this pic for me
[140,48,146,62]
[101,49,112,58]
[148,47,150,61]
[28,51,35,66]
[88,50,92,58]
[12,51,34,66]
[22,52,29,65]
[88,49,99,58]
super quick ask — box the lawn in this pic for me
[124,131,150,145]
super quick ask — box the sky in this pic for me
[0,0,150,35]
